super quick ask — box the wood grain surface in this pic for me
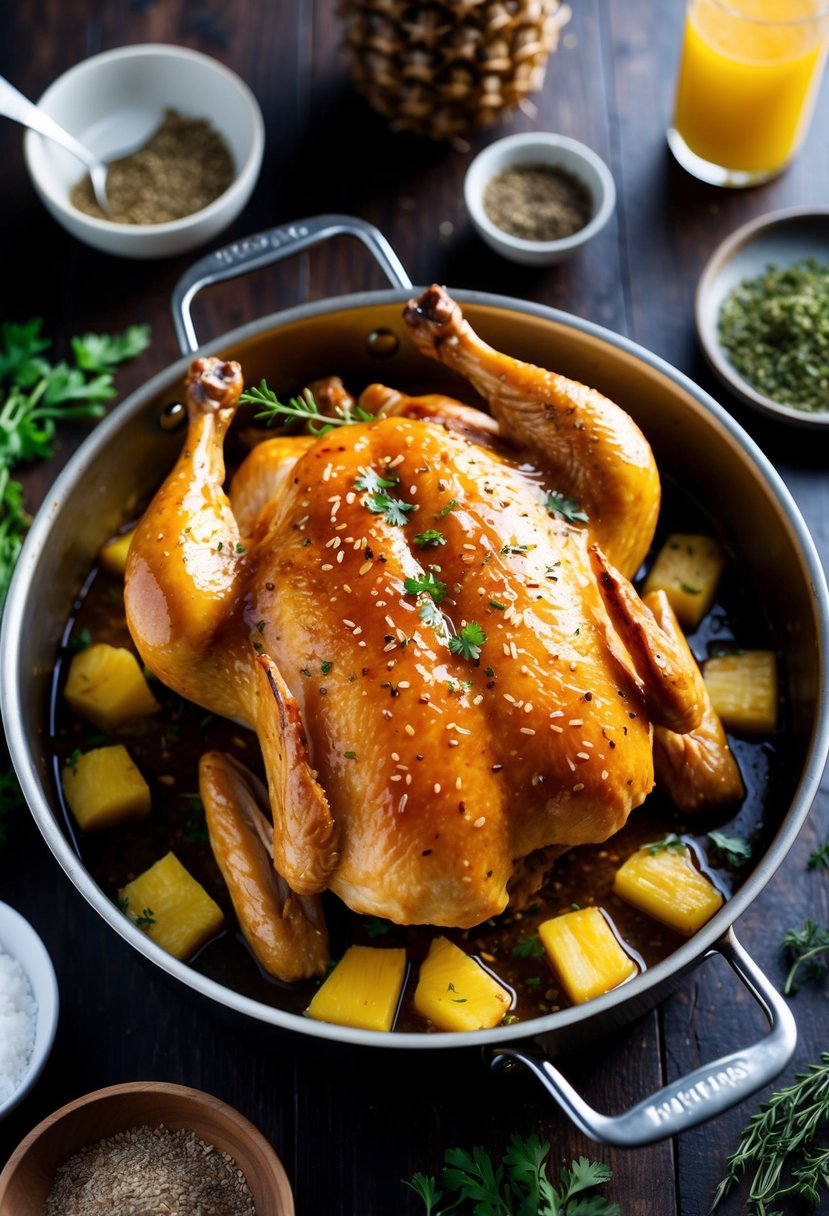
[1,3,828,1214]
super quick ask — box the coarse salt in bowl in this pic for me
[0,902,58,1120]
[23,43,265,259]
[464,132,616,266]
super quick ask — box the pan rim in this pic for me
[3,286,828,1050]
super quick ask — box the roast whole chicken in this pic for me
[125,286,734,982]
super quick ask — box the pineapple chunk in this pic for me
[613,842,724,935]
[642,533,726,629]
[306,945,407,1032]
[538,907,637,1005]
[118,852,224,961]
[703,650,778,735]
[99,527,136,576]
[413,936,511,1031]
[64,643,159,730]
[61,744,151,831]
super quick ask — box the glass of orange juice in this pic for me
[669,0,829,186]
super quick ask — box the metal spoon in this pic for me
[0,72,148,214]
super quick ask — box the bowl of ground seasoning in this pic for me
[0,1081,294,1215]
[696,207,829,427]
[23,44,264,259]
[464,131,616,266]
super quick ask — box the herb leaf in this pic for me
[414,529,446,548]
[546,490,589,524]
[404,571,446,603]
[807,839,829,870]
[707,829,752,867]
[781,919,829,994]
[364,491,418,527]
[240,382,373,435]
[71,325,151,373]
[646,834,687,855]
[354,466,399,493]
[448,622,486,662]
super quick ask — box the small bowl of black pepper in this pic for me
[0,1081,294,1216]
[24,44,265,259]
[464,132,616,266]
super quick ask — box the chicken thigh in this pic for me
[124,287,706,980]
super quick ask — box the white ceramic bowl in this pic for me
[23,43,265,259]
[0,902,59,1120]
[464,132,616,266]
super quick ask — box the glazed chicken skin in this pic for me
[124,286,708,981]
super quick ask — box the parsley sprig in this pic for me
[240,381,373,434]
[404,571,446,603]
[707,829,752,868]
[448,622,486,662]
[406,1138,618,1216]
[365,491,418,526]
[546,491,589,525]
[710,1054,829,1214]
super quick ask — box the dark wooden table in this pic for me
[2,4,828,1214]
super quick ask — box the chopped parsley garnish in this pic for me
[489,600,505,611]
[364,491,417,526]
[354,466,399,493]
[134,907,156,929]
[414,529,446,547]
[436,498,459,518]
[344,750,357,760]
[707,829,752,867]
[321,660,333,675]
[647,834,687,855]
[545,490,589,524]
[500,543,528,556]
[404,571,446,603]
[67,626,92,652]
[511,934,545,959]
[448,621,486,661]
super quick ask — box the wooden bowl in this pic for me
[0,1081,294,1215]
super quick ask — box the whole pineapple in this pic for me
[338,0,571,142]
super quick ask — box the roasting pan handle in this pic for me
[489,929,796,1147]
[171,214,413,354]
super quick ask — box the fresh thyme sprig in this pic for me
[240,381,373,434]
[781,919,829,995]
[406,1137,619,1215]
[709,1054,829,1214]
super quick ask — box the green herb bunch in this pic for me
[406,1137,619,1216]
[0,317,150,841]
[0,318,150,607]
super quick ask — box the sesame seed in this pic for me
[455,777,462,790]
[398,681,410,689]
[322,463,333,481]
[576,751,590,760]
[389,454,405,467]
[524,702,533,714]
[352,626,362,636]
[520,727,536,735]
[390,774,402,782]
[569,719,583,727]
[343,583,352,593]
[567,757,576,771]
[336,550,345,563]
[550,724,564,733]
[359,561,373,576]
[345,491,355,504]
[434,783,441,794]
[391,752,400,761]
[573,783,585,792]
[321,563,334,572]
[383,641,397,652]
[504,693,516,704]
[509,642,518,659]
[462,875,473,883]
[473,816,486,828]
[601,769,609,780]
[473,694,483,705]
[324,537,338,550]
[550,710,564,719]
[405,724,415,736]
[399,794,409,811]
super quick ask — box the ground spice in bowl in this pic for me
[43,1123,256,1216]
[482,162,593,242]
[69,108,235,226]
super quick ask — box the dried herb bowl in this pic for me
[23,44,265,259]
[0,902,58,1123]
[464,132,616,266]
[0,1081,295,1216]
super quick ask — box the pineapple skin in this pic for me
[338,0,572,141]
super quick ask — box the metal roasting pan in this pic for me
[3,216,828,1146]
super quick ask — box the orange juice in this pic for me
[672,0,829,181]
